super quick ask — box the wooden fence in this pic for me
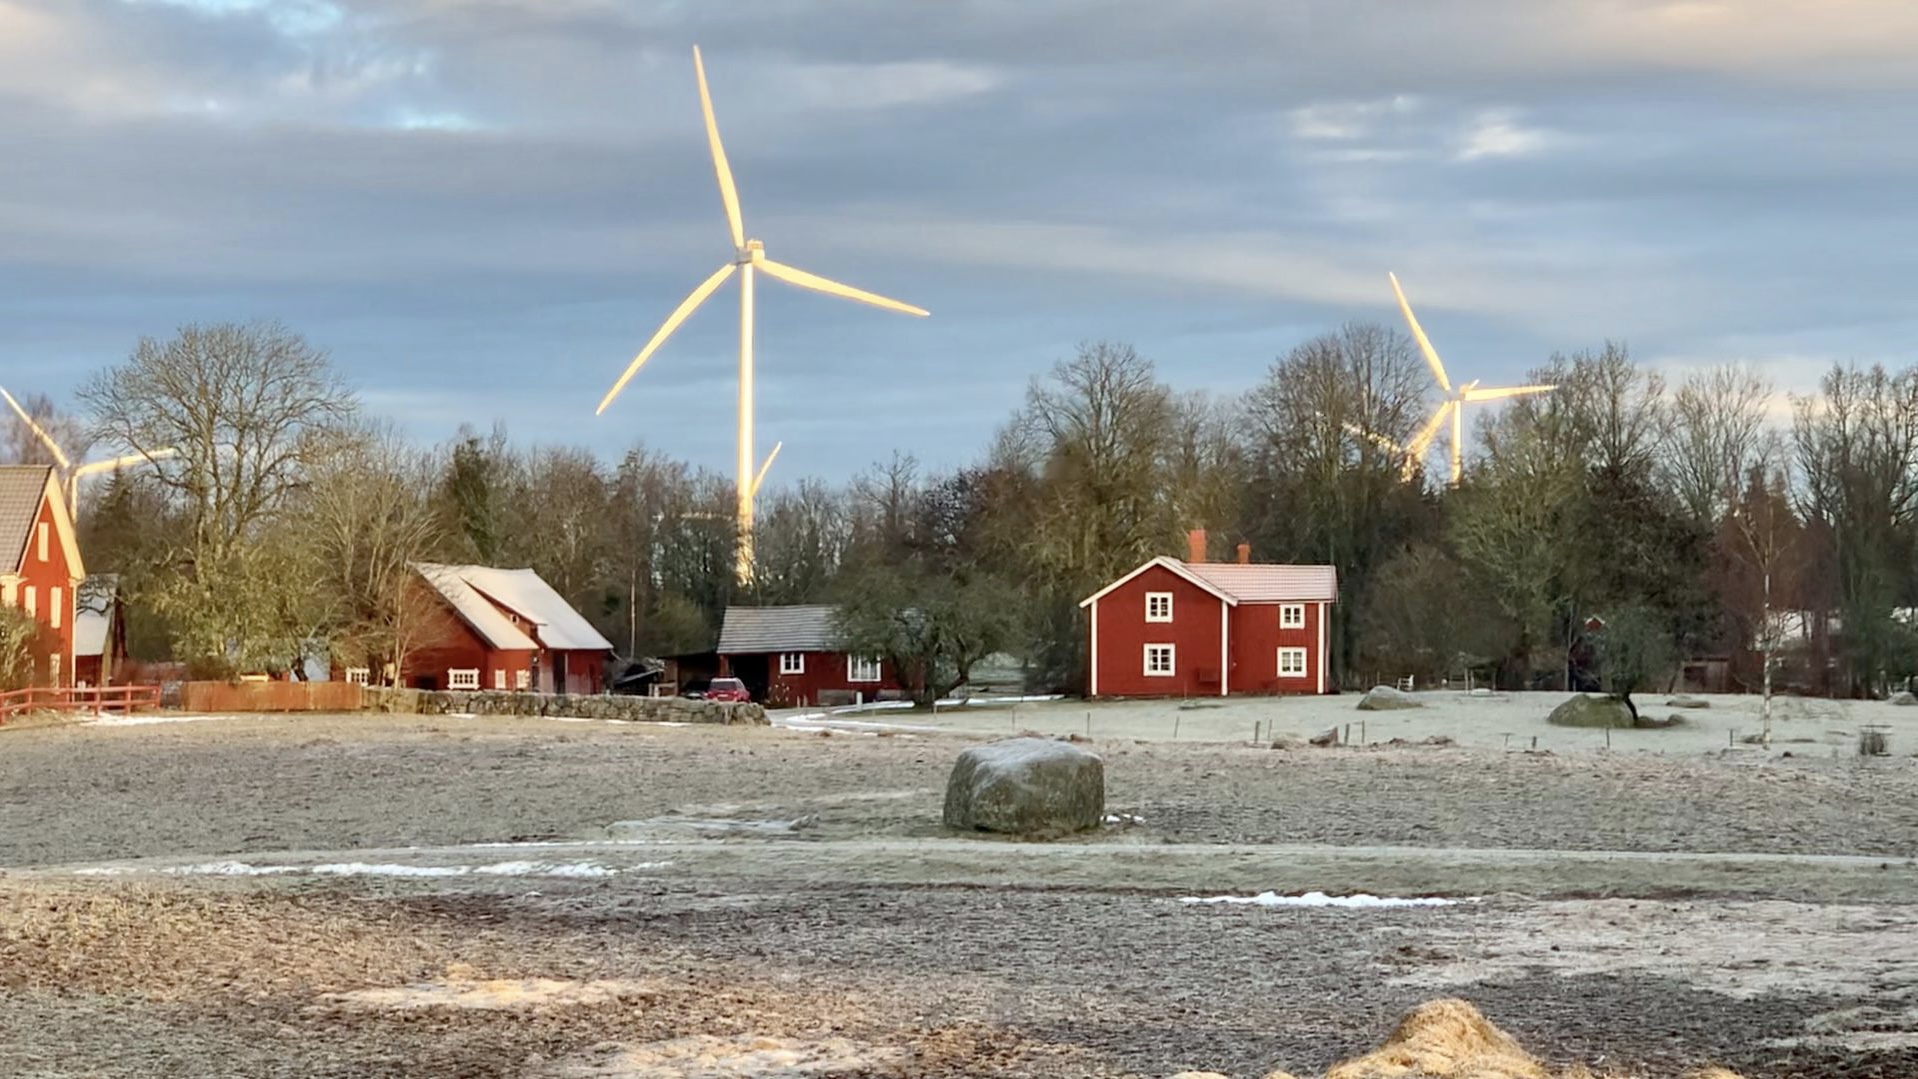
[180,681,365,714]
[0,685,162,725]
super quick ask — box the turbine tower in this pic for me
[596,46,928,582]
[1388,272,1555,485]
[1,385,178,511]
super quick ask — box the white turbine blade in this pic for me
[1388,272,1451,394]
[756,258,928,317]
[597,263,738,415]
[751,440,783,497]
[1341,421,1404,454]
[74,449,175,478]
[692,46,746,250]
[1462,384,1557,402]
[0,385,72,470]
[1405,402,1454,458]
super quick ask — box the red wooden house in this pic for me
[716,605,900,706]
[1080,530,1336,697]
[0,466,84,687]
[399,563,615,694]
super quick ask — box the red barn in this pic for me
[1080,531,1336,697]
[400,563,615,694]
[0,466,84,687]
[716,605,901,706]
[73,574,129,688]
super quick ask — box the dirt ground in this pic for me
[1,712,1915,1078]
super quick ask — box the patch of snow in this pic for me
[1180,890,1460,909]
[101,859,657,880]
[1103,813,1146,825]
[310,863,471,878]
[85,713,269,728]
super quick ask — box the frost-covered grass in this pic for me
[1180,890,1462,909]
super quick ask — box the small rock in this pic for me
[1667,694,1712,709]
[1890,691,1918,706]
[1308,727,1340,747]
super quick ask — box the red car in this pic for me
[703,677,751,703]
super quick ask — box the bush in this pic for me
[0,607,39,691]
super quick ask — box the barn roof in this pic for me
[717,605,843,654]
[414,563,614,653]
[1079,556,1338,607]
[0,466,53,572]
[73,574,119,659]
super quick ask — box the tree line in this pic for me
[5,319,1912,697]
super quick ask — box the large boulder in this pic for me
[943,738,1104,837]
[1889,691,1918,707]
[1357,685,1423,711]
[1546,694,1636,729]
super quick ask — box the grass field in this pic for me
[0,706,1913,1077]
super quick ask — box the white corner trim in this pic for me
[1316,601,1328,694]
[1219,601,1229,696]
[1089,599,1100,696]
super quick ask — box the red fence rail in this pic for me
[0,685,163,725]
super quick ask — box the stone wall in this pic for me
[361,687,767,726]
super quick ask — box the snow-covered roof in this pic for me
[72,574,118,659]
[414,563,613,653]
[1182,562,1339,603]
[717,605,842,654]
[1080,556,1338,608]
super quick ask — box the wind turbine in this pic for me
[595,46,928,582]
[1388,272,1556,485]
[1,385,179,511]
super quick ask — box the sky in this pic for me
[3,1,1916,484]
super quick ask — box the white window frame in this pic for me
[1278,647,1308,678]
[1145,591,1173,623]
[1144,644,1175,677]
[516,669,531,691]
[1280,603,1305,629]
[50,587,62,629]
[494,669,507,690]
[23,586,34,619]
[447,668,480,690]
[49,652,60,684]
[847,655,881,683]
[779,652,806,675]
[344,667,371,686]
[37,523,49,562]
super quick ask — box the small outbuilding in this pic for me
[716,604,900,706]
[72,574,129,688]
[1080,530,1337,698]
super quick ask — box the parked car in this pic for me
[703,677,751,703]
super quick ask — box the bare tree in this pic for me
[1,390,90,468]
[1667,364,1775,522]
[1726,458,1799,743]
[78,322,358,674]
[296,424,447,685]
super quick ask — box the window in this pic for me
[344,668,371,686]
[1144,644,1175,676]
[1278,647,1308,678]
[1280,604,1305,629]
[23,586,34,619]
[447,668,480,690]
[37,523,48,562]
[516,669,531,691]
[49,653,61,684]
[1145,592,1173,623]
[494,669,507,690]
[848,655,881,683]
[779,652,806,675]
[50,587,62,629]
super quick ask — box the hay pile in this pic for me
[1174,999,1751,1079]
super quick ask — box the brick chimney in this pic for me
[1186,528,1207,564]
[1236,542,1251,565]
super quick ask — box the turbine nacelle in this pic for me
[737,239,766,264]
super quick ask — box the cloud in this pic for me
[1454,108,1558,161]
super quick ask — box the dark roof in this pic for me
[716,605,844,654]
[0,466,51,571]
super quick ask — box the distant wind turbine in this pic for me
[1,385,178,511]
[1388,272,1556,485]
[595,46,928,582]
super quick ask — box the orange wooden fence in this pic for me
[0,685,162,724]
[179,681,364,714]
